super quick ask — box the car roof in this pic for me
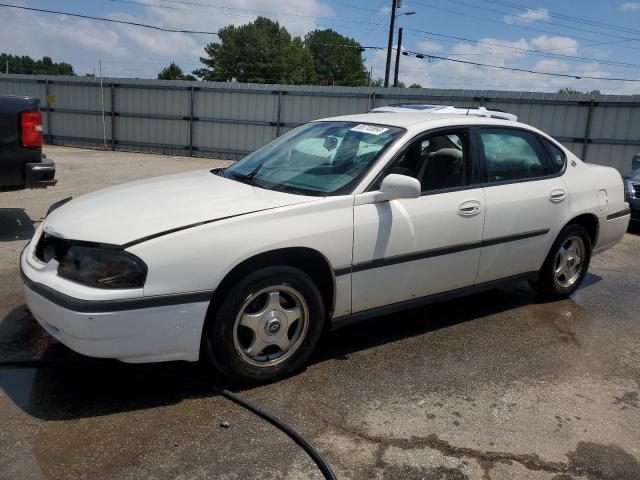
[313,112,526,130]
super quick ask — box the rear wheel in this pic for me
[203,266,325,383]
[533,224,592,299]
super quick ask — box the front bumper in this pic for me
[21,245,210,363]
[25,158,57,188]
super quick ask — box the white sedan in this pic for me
[21,110,630,382]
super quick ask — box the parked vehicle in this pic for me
[625,153,640,221]
[21,110,630,382]
[0,95,56,191]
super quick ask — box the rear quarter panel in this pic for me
[561,150,629,253]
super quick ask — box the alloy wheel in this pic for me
[233,285,309,367]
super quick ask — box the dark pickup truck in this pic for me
[0,95,56,191]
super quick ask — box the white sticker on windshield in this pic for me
[350,124,389,135]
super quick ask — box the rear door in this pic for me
[476,127,569,283]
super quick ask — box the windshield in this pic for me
[223,121,404,196]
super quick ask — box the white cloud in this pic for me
[505,8,549,24]
[621,2,640,10]
[530,35,578,54]
[450,37,529,61]
[0,0,333,77]
[365,35,636,94]
[417,40,443,53]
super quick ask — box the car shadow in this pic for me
[0,208,37,241]
[0,304,224,421]
[627,221,640,235]
[314,280,540,364]
[0,279,575,422]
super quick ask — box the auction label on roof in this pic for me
[350,124,389,135]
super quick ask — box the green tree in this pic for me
[409,83,422,88]
[0,53,74,75]
[558,87,601,95]
[304,29,368,86]
[194,17,314,84]
[158,62,196,80]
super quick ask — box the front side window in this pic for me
[223,121,404,196]
[480,128,554,183]
[384,130,469,193]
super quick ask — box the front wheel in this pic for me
[203,266,325,384]
[534,224,592,299]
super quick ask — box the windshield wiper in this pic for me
[231,163,262,185]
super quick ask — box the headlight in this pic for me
[58,246,147,289]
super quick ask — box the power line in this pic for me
[0,3,219,34]
[403,49,640,82]
[5,0,640,83]
[104,0,390,29]
[446,0,639,42]
[480,0,640,37]
[410,0,640,53]
[403,29,640,70]
[327,0,378,12]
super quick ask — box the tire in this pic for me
[203,266,325,384]
[534,223,592,300]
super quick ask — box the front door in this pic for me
[351,129,485,313]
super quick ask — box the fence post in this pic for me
[44,79,52,144]
[581,100,595,160]
[275,89,283,138]
[110,83,116,151]
[188,86,195,156]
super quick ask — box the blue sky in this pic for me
[2,0,640,93]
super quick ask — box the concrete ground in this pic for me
[1,146,639,480]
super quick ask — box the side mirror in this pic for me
[355,174,421,205]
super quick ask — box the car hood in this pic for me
[43,169,316,245]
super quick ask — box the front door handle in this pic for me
[458,200,481,217]
[549,189,567,203]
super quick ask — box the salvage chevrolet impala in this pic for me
[21,110,631,382]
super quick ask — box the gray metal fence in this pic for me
[1,73,639,173]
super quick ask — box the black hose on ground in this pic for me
[0,361,337,480]
[212,384,337,480]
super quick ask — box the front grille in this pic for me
[34,233,72,263]
[633,183,640,197]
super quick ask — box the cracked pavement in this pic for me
[1,147,639,479]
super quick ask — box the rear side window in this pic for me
[479,128,554,183]
[543,139,566,172]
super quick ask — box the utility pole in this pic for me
[384,0,398,87]
[393,27,403,87]
[99,60,107,150]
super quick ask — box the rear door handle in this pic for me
[549,189,567,203]
[458,200,481,217]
